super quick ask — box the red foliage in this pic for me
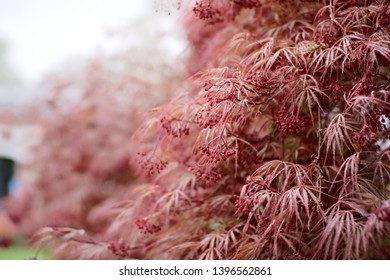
[6,0,390,259]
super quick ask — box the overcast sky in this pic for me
[0,0,182,85]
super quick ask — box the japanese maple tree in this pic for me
[7,0,390,259]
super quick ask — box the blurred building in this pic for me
[0,84,43,197]
[0,122,42,197]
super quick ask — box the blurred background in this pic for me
[0,0,186,259]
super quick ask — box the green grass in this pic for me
[0,236,50,260]
[0,245,50,260]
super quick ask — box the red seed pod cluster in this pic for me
[234,180,267,215]
[136,152,168,176]
[235,146,262,168]
[193,0,223,24]
[351,80,376,97]
[313,24,341,47]
[188,165,222,186]
[276,108,309,135]
[194,107,222,128]
[323,83,348,102]
[234,196,252,214]
[352,126,378,150]
[245,72,272,94]
[204,87,236,106]
[135,219,161,234]
[200,143,235,163]
[107,240,131,258]
[160,116,190,138]
[193,0,249,24]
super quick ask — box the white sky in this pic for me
[0,0,181,85]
